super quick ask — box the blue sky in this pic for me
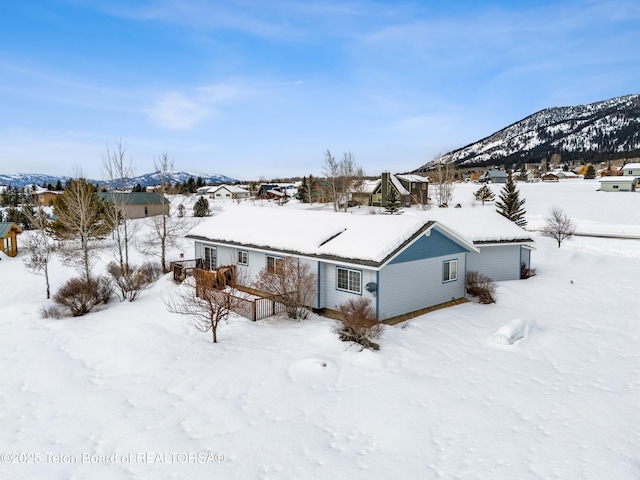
[1,0,638,181]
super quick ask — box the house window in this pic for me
[204,246,217,270]
[337,267,361,294]
[613,185,619,189]
[443,259,457,282]
[237,250,248,266]
[266,255,284,276]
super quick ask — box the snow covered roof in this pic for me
[187,206,479,267]
[396,174,429,184]
[211,185,250,194]
[599,176,637,183]
[622,163,640,170]
[404,208,534,244]
[389,175,409,196]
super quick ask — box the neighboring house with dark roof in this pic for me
[97,192,170,219]
[186,207,533,321]
[0,222,22,257]
[479,170,508,183]
[368,172,429,207]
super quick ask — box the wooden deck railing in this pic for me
[175,264,288,321]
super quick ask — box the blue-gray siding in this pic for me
[466,244,522,281]
[389,229,467,265]
[378,253,466,320]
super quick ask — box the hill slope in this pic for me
[414,94,640,171]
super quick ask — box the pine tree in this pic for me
[474,185,495,205]
[495,170,527,227]
[298,176,310,203]
[584,165,596,179]
[193,197,210,217]
[384,187,401,214]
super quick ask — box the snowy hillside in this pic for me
[1,183,639,479]
[0,171,239,189]
[414,94,640,170]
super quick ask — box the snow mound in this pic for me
[492,318,536,345]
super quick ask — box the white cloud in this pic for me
[148,91,210,130]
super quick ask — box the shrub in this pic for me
[335,297,382,351]
[465,270,496,304]
[520,263,537,279]
[107,262,163,302]
[53,276,112,317]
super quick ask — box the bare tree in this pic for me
[542,206,576,248]
[22,207,56,299]
[165,275,238,344]
[338,151,356,211]
[51,172,114,281]
[322,150,340,211]
[102,138,135,272]
[140,152,186,273]
[351,166,367,207]
[254,256,317,320]
[322,150,361,212]
[433,155,456,207]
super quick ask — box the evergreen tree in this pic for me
[196,176,204,189]
[517,165,528,182]
[298,176,310,203]
[193,197,210,217]
[186,177,196,193]
[495,170,527,227]
[384,187,401,214]
[584,165,596,179]
[132,183,143,192]
[474,185,496,205]
[55,180,63,191]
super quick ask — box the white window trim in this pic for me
[443,259,458,283]
[266,255,284,276]
[237,249,248,266]
[336,267,362,294]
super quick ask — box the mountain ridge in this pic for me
[0,171,239,189]
[413,94,640,172]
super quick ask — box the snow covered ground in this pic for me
[1,182,639,479]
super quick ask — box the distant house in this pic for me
[257,184,297,200]
[0,222,22,257]
[369,172,429,207]
[541,173,560,182]
[209,185,251,201]
[479,170,508,184]
[31,190,60,206]
[552,170,579,179]
[186,207,533,321]
[97,192,170,219]
[598,176,637,192]
[622,163,640,188]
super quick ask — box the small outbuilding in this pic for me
[598,176,637,192]
[0,222,23,257]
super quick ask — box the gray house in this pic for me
[97,192,170,219]
[479,170,508,183]
[186,207,533,321]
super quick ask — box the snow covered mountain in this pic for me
[0,171,239,188]
[414,94,640,171]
